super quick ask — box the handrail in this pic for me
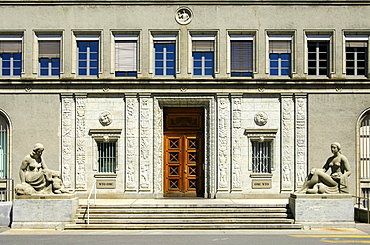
[86,179,97,225]
[353,195,370,224]
[0,178,14,202]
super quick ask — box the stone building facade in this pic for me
[0,0,370,199]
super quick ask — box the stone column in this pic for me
[75,95,87,190]
[61,94,75,189]
[281,94,295,191]
[153,98,163,197]
[125,94,139,191]
[295,94,308,189]
[139,94,153,191]
[231,94,243,191]
[217,94,231,192]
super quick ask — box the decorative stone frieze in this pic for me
[61,96,74,189]
[281,95,294,191]
[153,99,163,195]
[217,96,230,191]
[125,95,139,191]
[231,96,242,190]
[75,96,87,190]
[295,95,308,188]
[139,96,151,190]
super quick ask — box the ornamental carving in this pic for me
[254,111,268,126]
[61,97,74,189]
[281,97,294,190]
[232,98,242,189]
[75,97,86,189]
[218,97,229,190]
[99,111,113,126]
[175,7,193,25]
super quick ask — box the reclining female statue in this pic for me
[296,142,351,194]
[15,143,70,195]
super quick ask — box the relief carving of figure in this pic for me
[296,142,351,194]
[15,143,70,195]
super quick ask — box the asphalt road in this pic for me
[2,226,370,245]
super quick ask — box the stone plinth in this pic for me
[0,202,12,226]
[289,193,355,228]
[12,194,78,229]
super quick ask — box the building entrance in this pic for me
[163,107,204,197]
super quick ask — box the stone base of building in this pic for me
[0,202,12,227]
[12,194,78,229]
[289,193,355,228]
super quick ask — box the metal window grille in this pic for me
[0,115,7,178]
[97,141,116,173]
[360,114,370,180]
[252,141,271,173]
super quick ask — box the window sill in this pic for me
[250,173,273,178]
[94,173,117,179]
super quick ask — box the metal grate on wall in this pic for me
[97,141,117,173]
[252,141,271,173]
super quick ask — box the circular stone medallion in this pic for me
[254,111,268,126]
[99,111,113,126]
[175,7,193,25]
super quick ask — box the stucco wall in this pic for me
[308,93,370,194]
[0,94,61,182]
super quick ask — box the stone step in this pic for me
[64,223,302,230]
[76,213,290,219]
[80,204,288,209]
[74,218,295,224]
[76,208,289,214]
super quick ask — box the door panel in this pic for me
[164,107,204,197]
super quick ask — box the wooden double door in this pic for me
[164,108,204,197]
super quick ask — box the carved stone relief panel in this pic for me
[231,96,242,190]
[281,95,294,191]
[153,99,163,195]
[125,95,139,191]
[217,96,230,191]
[295,95,307,188]
[61,96,74,189]
[75,96,87,190]
[139,96,152,191]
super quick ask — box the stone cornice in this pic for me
[0,0,370,6]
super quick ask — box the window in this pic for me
[0,114,7,178]
[0,35,22,77]
[38,35,60,76]
[252,141,272,173]
[192,36,214,76]
[269,36,291,77]
[346,36,368,77]
[307,35,330,76]
[115,35,137,77]
[76,35,99,76]
[230,35,253,77]
[98,141,117,173]
[154,35,176,77]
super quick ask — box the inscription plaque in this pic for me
[252,179,272,189]
[96,180,116,189]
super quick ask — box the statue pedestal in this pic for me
[12,194,78,229]
[289,193,355,228]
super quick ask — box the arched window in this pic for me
[359,112,370,203]
[0,113,8,178]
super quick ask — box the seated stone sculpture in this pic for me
[296,142,351,194]
[15,143,70,195]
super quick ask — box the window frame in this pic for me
[190,34,216,77]
[305,34,332,77]
[37,35,61,77]
[74,34,101,77]
[344,35,368,78]
[114,34,138,77]
[229,35,254,77]
[0,35,23,78]
[268,35,292,77]
[153,35,177,77]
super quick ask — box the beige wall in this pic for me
[0,94,61,182]
[308,93,370,194]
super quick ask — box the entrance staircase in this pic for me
[64,199,302,230]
